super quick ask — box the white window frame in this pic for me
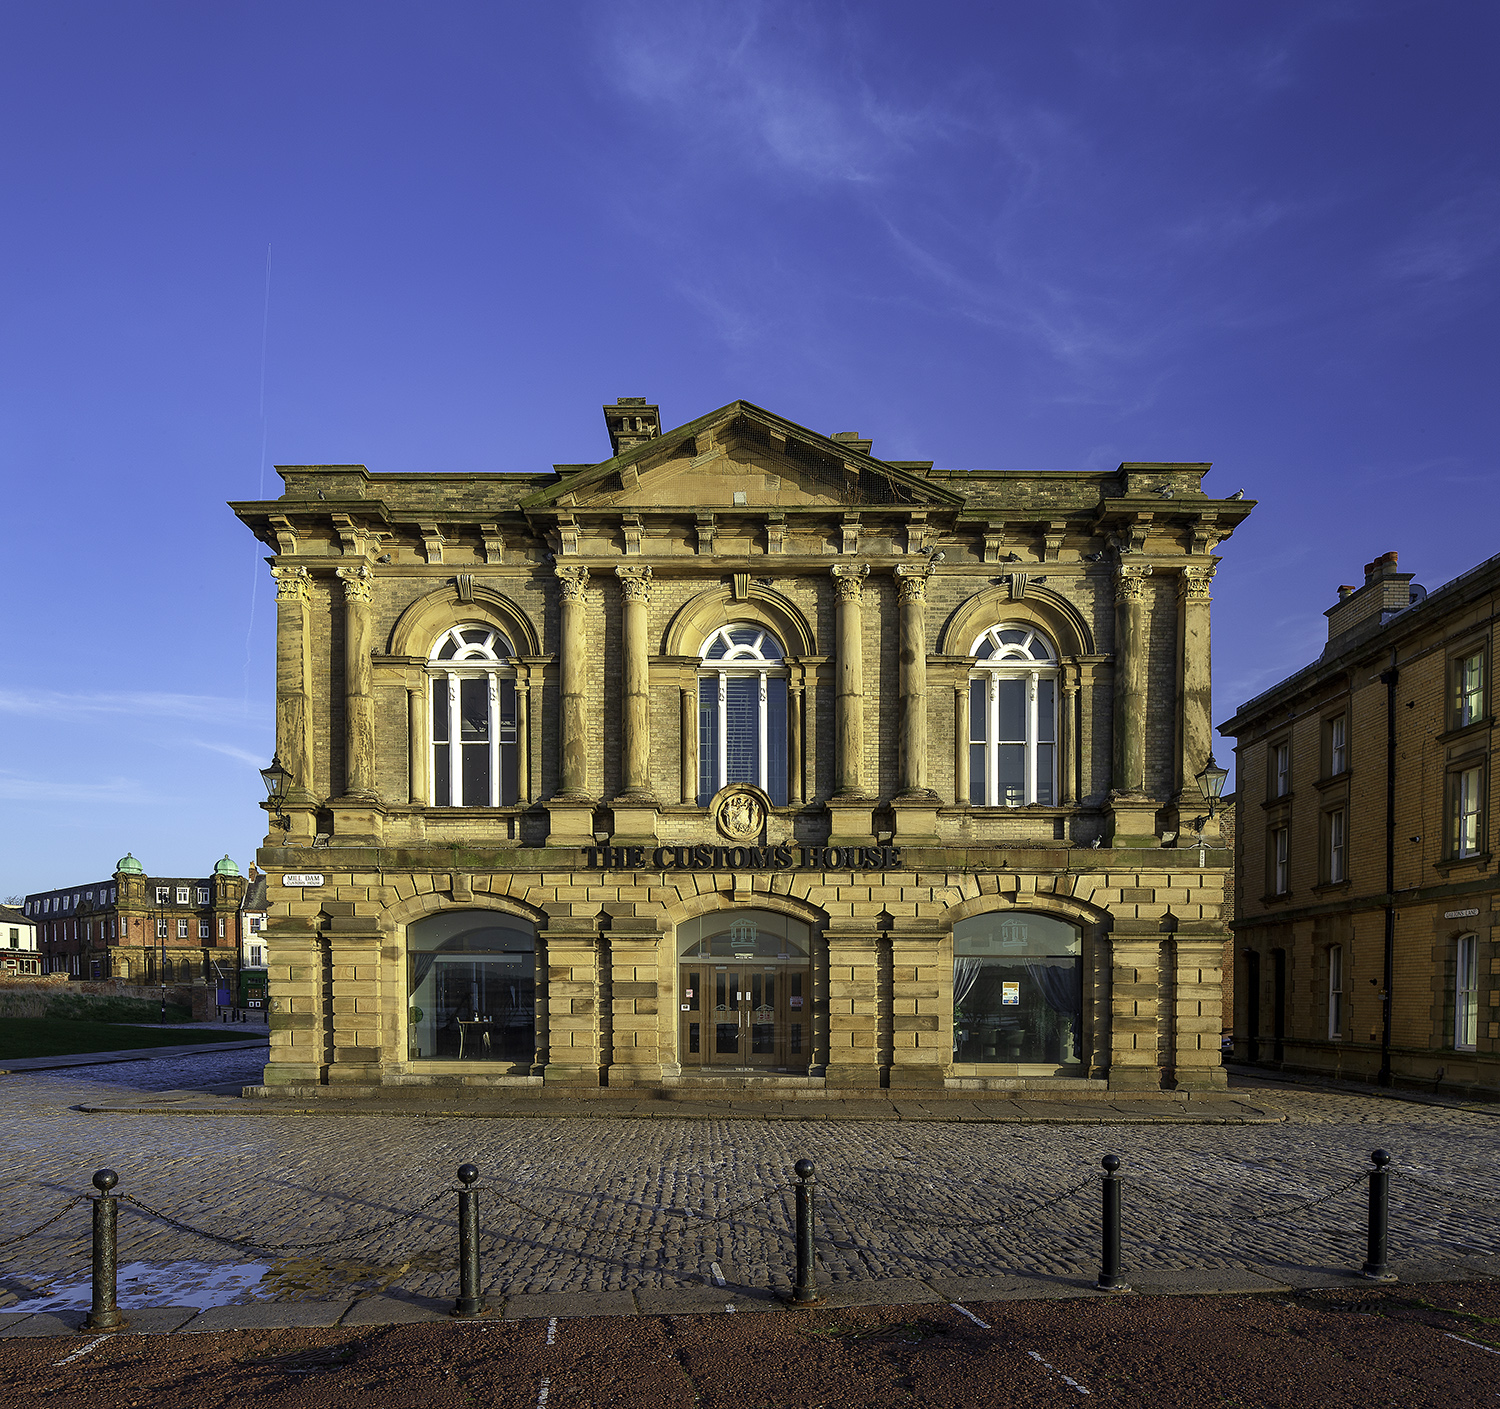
[697,624,789,802]
[1328,808,1346,883]
[426,625,518,808]
[1328,944,1343,1038]
[156,919,168,940]
[199,920,211,940]
[1457,651,1484,728]
[197,887,209,905]
[218,917,226,939]
[1273,826,1289,895]
[1454,765,1483,858]
[967,625,1058,807]
[177,918,189,940]
[250,945,264,967]
[1274,740,1291,797]
[1455,934,1478,1050]
[176,887,190,905]
[1330,715,1346,775]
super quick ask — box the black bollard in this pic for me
[790,1158,819,1305]
[450,1164,483,1317]
[1095,1154,1130,1292]
[84,1170,127,1331]
[1361,1150,1395,1282]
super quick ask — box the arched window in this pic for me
[428,625,519,807]
[968,624,1058,807]
[697,624,789,805]
[407,911,537,1063]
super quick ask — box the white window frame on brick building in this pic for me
[1455,934,1478,1050]
[1327,944,1344,1038]
[1271,825,1290,896]
[1449,763,1485,859]
[177,918,189,940]
[427,625,519,808]
[1454,649,1485,729]
[176,887,190,905]
[696,624,789,805]
[1272,740,1291,798]
[967,625,1058,807]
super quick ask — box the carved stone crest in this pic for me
[715,787,766,842]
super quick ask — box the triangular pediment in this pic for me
[518,401,962,512]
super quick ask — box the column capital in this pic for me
[893,561,934,604]
[831,562,871,603]
[555,565,590,603]
[1179,563,1216,601]
[615,564,653,602]
[335,563,372,603]
[1115,563,1154,602]
[270,564,311,602]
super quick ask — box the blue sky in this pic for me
[2,1,1496,895]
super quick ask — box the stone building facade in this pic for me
[231,398,1251,1096]
[1220,549,1500,1097]
[23,855,246,983]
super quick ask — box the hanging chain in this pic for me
[821,1174,1094,1233]
[0,1195,90,1248]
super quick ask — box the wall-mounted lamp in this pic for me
[1194,754,1229,820]
[259,754,291,832]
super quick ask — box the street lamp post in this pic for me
[260,755,291,832]
[1193,753,1230,831]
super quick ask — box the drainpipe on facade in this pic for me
[1378,653,1399,1087]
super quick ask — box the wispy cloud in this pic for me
[185,739,269,768]
[0,773,164,805]
[1379,184,1500,289]
[0,689,255,724]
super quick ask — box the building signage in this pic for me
[282,873,325,888]
[582,845,901,872]
[1444,908,1480,919]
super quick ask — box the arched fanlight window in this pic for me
[968,624,1058,807]
[697,624,789,806]
[428,625,518,807]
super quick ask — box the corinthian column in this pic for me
[555,566,590,799]
[831,563,870,797]
[893,562,936,797]
[270,565,315,808]
[1113,564,1153,796]
[336,564,376,799]
[615,566,653,799]
[1176,565,1215,801]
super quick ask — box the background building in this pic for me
[239,867,269,1010]
[0,905,41,975]
[1221,549,1499,1097]
[233,397,1251,1097]
[24,855,247,984]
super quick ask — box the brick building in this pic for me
[23,855,246,985]
[231,397,1251,1097]
[1220,550,1499,1097]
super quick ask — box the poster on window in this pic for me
[1001,981,1020,1006]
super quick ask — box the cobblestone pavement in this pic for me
[1,1051,1497,1308]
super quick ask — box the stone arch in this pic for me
[659,888,826,932]
[937,583,1095,659]
[387,584,541,658]
[377,890,549,935]
[943,889,1112,934]
[661,583,816,658]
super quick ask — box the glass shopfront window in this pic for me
[407,911,536,1063]
[953,912,1082,1068]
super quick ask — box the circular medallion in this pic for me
[715,787,766,842]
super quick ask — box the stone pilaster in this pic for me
[824,928,883,1087]
[892,564,939,841]
[829,563,874,842]
[679,682,696,805]
[548,566,594,844]
[1060,677,1078,806]
[1171,933,1229,1090]
[405,683,426,805]
[613,567,658,841]
[262,919,327,1087]
[336,565,376,798]
[606,916,667,1084]
[887,929,947,1088]
[270,565,318,841]
[1175,565,1215,817]
[1108,935,1162,1089]
[541,920,603,1084]
[1110,563,1156,845]
[953,681,970,805]
[326,927,383,1086]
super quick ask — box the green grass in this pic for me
[0,1018,249,1060]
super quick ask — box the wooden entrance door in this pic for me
[679,962,809,1070]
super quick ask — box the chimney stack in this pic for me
[1324,549,1417,648]
[604,398,661,458]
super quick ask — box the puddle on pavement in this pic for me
[12,1249,454,1309]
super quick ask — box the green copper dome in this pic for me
[115,853,144,875]
[212,854,240,876]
